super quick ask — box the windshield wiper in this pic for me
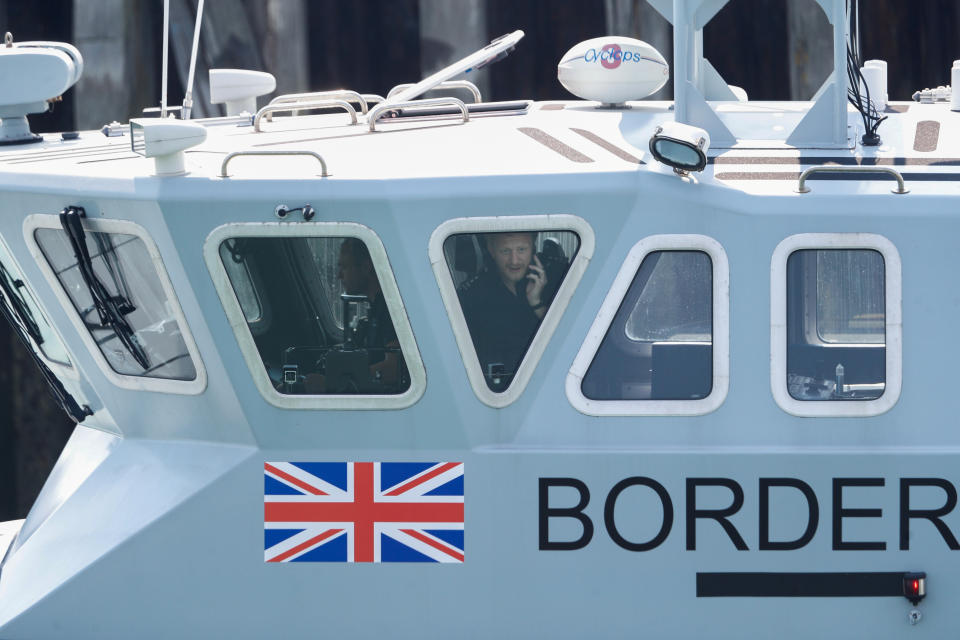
[0,260,43,345]
[0,281,92,423]
[59,206,150,370]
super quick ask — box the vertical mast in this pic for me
[160,0,169,118]
[182,0,205,120]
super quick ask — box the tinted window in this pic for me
[443,230,580,392]
[35,228,196,380]
[219,236,410,396]
[786,249,885,401]
[582,251,712,400]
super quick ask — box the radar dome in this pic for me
[0,36,83,143]
[557,37,669,104]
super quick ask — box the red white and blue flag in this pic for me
[264,462,464,563]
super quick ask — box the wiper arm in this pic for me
[0,282,92,423]
[59,206,150,370]
[0,260,43,345]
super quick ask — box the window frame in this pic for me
[204,222,426,410]
[0,233,78,380]
[770,233,902,417]
[566,234,729,416]
[429,215,595,408]
[24,214,208,395]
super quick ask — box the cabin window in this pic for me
[0,238,71,366]
[567,235,729,416]
[582,251,712,401]
[205,223,426,410]
[786,249,885,401]
[429,216,595,409]
[445,231,580,393]
[771,234,901,417]
[220,236,409,395]
[34,227,197,381]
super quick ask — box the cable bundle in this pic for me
[846,0,886,145]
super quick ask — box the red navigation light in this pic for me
[902,572,926,605]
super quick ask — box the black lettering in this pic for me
[604,477,673,551]
[758,478,819,550]
[539,478,593,550]
[832,478,885,550]
[900,478,960,550]
[686,478,748,550]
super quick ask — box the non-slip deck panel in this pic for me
[517,127,593,163]
[570,128,643,164]
[913,120,941,152]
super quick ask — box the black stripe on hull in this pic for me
[697,572,908,598]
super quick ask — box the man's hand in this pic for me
[525,254,548,318]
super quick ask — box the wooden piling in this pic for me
[73,0,157,129]
[419,0,490,98]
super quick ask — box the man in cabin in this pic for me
[305,238,403,393]
[457,232,548,391]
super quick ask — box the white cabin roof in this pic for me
[0,99,957,198]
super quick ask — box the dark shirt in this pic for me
[355,292,397,365]
[457,269,542,391]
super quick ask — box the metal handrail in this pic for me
[254,100,358,132]
[219,150,328,178]
[387,80,482,103]
[268,89,370,115]
[796,165,909,194]
[368,97,469,132]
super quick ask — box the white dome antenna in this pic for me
[209,69,277,116]
[0,34,83,145]
[557,37,668,107]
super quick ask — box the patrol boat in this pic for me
[0,0,955,637]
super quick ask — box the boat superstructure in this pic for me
[0,1,958,637]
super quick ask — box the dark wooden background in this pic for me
[1,0,957,521]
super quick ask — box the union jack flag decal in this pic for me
[264,462,464,563]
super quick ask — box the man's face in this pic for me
[338,246,366,295]
[488,233,534,286]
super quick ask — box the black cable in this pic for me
[0,261,42,345]
[846,0,885,145]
